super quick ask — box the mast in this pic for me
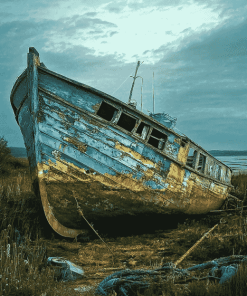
[141,77,143,112]
[128,61,141,105]
[152,72,155,113]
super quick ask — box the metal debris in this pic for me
[47,257,84,281]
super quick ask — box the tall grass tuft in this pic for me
[231,172,247,200]
[0,225,84,296]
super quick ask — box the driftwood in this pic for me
[210,193,246,212]
[210,206,247,213]
[174,224,218,267]
[228,194,242,202]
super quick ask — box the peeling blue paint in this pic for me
[182,170,191,187]
[10,47,233,239]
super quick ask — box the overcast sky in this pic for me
[1,0,247,150]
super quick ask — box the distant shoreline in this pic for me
[10,147,27,158]
[209,150,247,156]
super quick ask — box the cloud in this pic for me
[1,0,247,150]
[0,16,121,147]
[144,16,247,149]
[109,30,118,37]
[83,12,98,17]
[104,1,127,13]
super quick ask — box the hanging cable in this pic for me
[73,195,115,261]
[112,70,135,95]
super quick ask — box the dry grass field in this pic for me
[1,138,247,295]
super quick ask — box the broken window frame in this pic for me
[96,100,119,122]
[186,147,198,169]
[217,164,222,181]
[135,120,151,140]
[197,153,206,174]
[116,111,138,133]
[181,137,189,148]
[146,127,168,150]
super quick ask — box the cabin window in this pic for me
[117,113,137,132]
[226,168,231,182]
[181,140,186,147]
[197,154,206,173]
[221,169,225,181]
[136,122,150,140]
[186,148,197,168]
[217,165,222,180]
[148,128,167,150]
[97,102,118,121]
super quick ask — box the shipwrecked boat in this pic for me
[10,47,232,238]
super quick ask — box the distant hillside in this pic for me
[10,147,27,158]
[208,150,247,156]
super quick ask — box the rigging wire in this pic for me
[112,69,135,95]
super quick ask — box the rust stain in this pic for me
[36,162,84,238]
[37,110,45,123]
[92,102,101,112]
[177,144,189,163]
[37,95,46,123]
[63,136,87,153]
[41,155,161,192]
[167,162,185,184]
[36,153,230,236]
[115,143,154,166]
[174,138,181,144]
[34,56,40,66]
[42,158,122,188]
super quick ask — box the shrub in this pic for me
[0,137,11,175]
[231,173,247,200]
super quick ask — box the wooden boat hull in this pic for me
[10,48,232,237]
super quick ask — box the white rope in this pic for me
[112,70,134,95]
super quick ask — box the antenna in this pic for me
[152,72,155,113]
[141,77,143,112]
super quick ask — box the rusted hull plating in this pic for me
[10,48,232,237]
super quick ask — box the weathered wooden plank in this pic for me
[38,71,102,114]
[40,150,125,189]
[38,112,172,188]
[40,93,172,172]
[40,92,145,152]
[38,130,165,190]
[39,88,180,159]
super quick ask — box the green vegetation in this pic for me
[0,137,12,175]
[231,172,247,200]
[1,137,247,295]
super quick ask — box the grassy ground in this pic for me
[1,155,247,295]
